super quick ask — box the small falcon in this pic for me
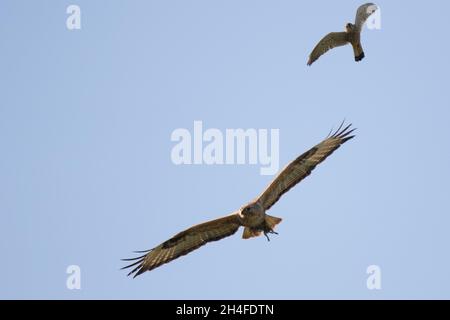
[307,3,378,66]
[122,122,355,277]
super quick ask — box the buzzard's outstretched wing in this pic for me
[122,214,241,277]
[257,123,355,211]
[355,3,378,32]
[307,32,349,66]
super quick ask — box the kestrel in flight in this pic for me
[122,123,355,277]
[307,3,378,66]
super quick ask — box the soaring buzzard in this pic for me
[122,123,355,277]
[307,3,378,66]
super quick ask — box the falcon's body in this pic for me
[122,123,355,277]
[307,3,378,66]
[346,23,364,61]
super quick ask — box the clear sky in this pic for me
[1,0,450,299]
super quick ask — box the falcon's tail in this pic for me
[352,41,365,62]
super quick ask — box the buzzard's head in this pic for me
[240,202,264,218]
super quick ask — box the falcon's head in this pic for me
[345,23,355,32]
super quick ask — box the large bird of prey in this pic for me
[307,3,378,66]
[122,123,355,277]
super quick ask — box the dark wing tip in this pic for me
[121,259,142,270]
[133,249,152,253]
[330,121,356,142]
[125,261,146,278]
[121,249,153,278]
[330,120,346,138]
[133,267,148,278]
[341,135,355,144]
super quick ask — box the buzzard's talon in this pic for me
[264,229,279,242]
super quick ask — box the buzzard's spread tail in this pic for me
[265,215,282,231]
[242,227,261,239]
[242,215,282,240]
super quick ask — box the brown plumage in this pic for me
[122,122,355,277]
[307,3,378,66]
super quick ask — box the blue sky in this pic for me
[1,0,450,299]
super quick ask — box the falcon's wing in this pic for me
[257,123,355,211]
[122,214,241,277]
[307,32,349,66]
[355,3,378,32]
